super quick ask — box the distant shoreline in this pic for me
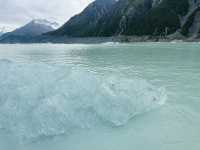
[0,35,200,44]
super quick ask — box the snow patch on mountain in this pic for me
[32,19,60,29]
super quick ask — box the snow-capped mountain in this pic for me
[4,19,59,37]
[31,19,60,30]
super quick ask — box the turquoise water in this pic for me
[0,43,200,150]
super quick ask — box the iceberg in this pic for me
[0,59,167,139]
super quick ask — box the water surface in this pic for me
[0,43,200,150]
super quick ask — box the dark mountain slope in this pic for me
[48,0,117,37]
[49,0,200,38]
[94,0,190,36]
[1,0,200,43]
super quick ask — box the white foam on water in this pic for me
[0,59,167,140]
[101,42,120,45]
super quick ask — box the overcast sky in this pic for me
[0,0,94,31]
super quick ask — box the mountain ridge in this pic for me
[48,0,117,37]
[0,0,200,43]
[49,0,200,38]
[1,19,59,39]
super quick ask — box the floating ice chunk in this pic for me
[0,60,167,139]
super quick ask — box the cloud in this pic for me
[0,0,94,31]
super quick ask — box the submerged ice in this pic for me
[0,59,167,139]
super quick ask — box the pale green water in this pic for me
[0,43,200,150]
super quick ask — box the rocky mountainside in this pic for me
[49,0,200,38]
[1,0,200,43]
[48,0,117,37]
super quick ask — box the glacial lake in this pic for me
[0,42,200,150]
